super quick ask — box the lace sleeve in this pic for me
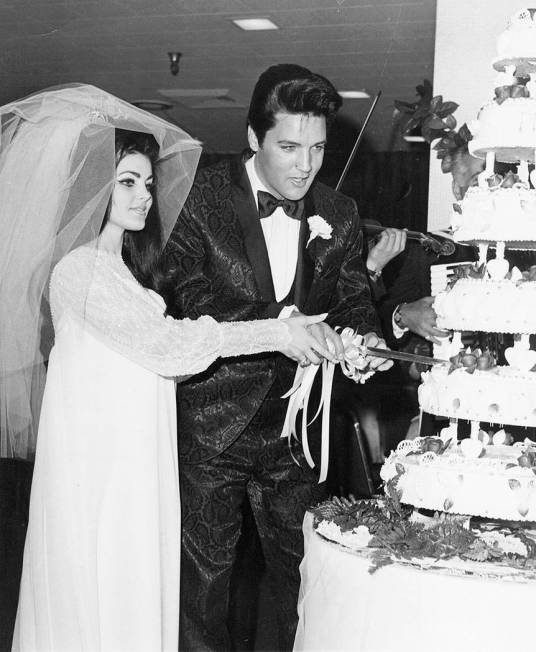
[50,247,290,378]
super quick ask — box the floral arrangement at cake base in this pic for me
[311,476,536,577]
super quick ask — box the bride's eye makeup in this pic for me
[117,175,154,191]
[118,176,136,187]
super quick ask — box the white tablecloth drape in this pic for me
[294,512,536,652]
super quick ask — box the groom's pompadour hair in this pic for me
[247,63,342,145]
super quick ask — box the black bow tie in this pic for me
[257,190,304,220]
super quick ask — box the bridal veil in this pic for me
[0,83,201,459]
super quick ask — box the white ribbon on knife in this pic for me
[281,328,375,483]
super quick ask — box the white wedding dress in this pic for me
[12,247,288,652]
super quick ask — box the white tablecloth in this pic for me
[294,512,536,652]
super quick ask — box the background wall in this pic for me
[202,145,432,233]
[428,0,522,231]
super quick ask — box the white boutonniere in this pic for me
[307,215,332,247]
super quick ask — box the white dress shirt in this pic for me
[245,156,300,314]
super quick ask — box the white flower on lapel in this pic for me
[307,215,332,247]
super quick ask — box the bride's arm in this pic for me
[50,247,290,378]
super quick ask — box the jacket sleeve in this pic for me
[375,242,433,345]
[50,248,290,379]
[321,199,383,337]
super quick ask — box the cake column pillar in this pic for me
[518,160,530,186]
[470,420,481,440]
[477,151,496,188]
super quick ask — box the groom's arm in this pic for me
[321,201,382,336]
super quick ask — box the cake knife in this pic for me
[363,346,448,366]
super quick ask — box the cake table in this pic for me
[294,512,536,652]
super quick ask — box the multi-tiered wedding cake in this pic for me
[381,8,536,522]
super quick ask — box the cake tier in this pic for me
[468,98,536,163]
[494,9,536,71]
[418,365,536,427]
[451,185,536,243]
[493,57,536,76]
[381,440,536,521]
[434,277,536,334]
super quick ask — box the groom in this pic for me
[164,63,390,651]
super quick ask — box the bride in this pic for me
[0,85,334,652]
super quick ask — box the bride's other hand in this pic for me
[280,313,337,365]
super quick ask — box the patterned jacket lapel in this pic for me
[292,192,316,310]
[230,157,276,303]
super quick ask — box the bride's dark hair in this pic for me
[110,129,172,305]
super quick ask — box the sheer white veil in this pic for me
[0,83,201,459]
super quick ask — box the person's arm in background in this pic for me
[391,297,450,344]
[381,238,481,345]
[365,227,407,302]
[364,227,445,343]
[373,239,450,346]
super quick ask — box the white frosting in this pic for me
[494,70,517,88]
[451,185,536,242]
[434,277,536,334]
[479,530,528,556]
[316,520,373,548]
[496,9,536,61]
[381,442,536,521]
[418,365,536,427]
[469,98,536,162]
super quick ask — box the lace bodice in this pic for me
[50,247,290,378]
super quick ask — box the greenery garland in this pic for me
[312,477,536,573]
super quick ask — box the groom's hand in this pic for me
[362,332,393,371]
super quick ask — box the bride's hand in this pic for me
[280,313,337,366]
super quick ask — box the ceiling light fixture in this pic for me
[232,18,279,30]
[168,52,182,76]
[338,90,371,99]
[131,99,174,111]
[157,88,247,109]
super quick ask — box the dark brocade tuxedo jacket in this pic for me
[164,154,380,463]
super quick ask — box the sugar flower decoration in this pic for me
[307,215,332,246]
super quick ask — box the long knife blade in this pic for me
[364,346,448,366]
